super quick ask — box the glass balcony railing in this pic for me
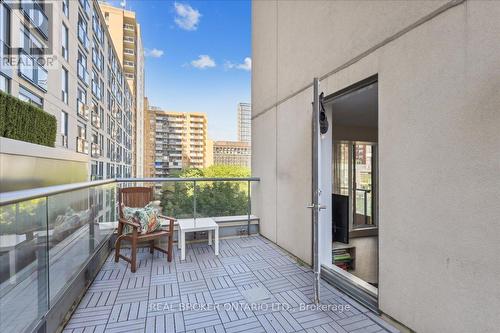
[0,177,259,332]
[76,137,89,154]
[91,112,101,129]
[77,99,89,120]
[91,143,101,158]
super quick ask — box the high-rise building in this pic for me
[213,141,251,168]
[143,97,156,178]
[99,2,145,177]
[150,108,209,177]
[237,102,251,142]
[0,0,134,179]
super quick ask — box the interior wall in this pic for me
[350,237,378,284]
[332,126,378,143]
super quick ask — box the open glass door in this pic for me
[321,76,379,311]
[310,78,322,303]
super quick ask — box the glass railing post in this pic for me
[37,197,49,315]
[247,180,251,236]
[193,180,197,218]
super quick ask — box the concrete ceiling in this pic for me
[329,83,378,128]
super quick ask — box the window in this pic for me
[77,86,88,119]
[1,2,10,73]
[20,0,48,39]
[77,14,89,48]
[77,123,86,138]
[19,28,47,91]
[61,23,68,60]
[19,86,43,108]
[62,0,69,17]
[76,123,88,154]
[77,50,89,85]
[0,74,9,93]
[61,111,68,147]
[61,111,68,135]
[92,11,104,44]
[91,70,101,99]
[61,66,68,103]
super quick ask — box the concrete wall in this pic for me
[252,1,500,332]
[0,138,89,192]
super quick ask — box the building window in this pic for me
[78,123,86,138]
[61,111,68,147]
[1,2,10,74]
[20,0,48,39]
[61,23,68,60]
[77,14,90,49]
[19,86,43,108]
[19,28,48,91]
[77,86,88,119]
[77,50,89,85]
[62,0,69,17]
[0,74,9,93]
[61,66,68,103]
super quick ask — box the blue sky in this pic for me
[107,0,251,141]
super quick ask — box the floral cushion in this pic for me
[122,203,161,234]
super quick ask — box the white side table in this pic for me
[177,218,219,261]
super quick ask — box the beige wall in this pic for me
[252,1,500,332]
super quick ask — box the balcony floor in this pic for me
[63,236,398,333]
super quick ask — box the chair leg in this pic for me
[149,240,154,254]
[131,232,137,273]
[114,237,121,263]
[167,233,173,262]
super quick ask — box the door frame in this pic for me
[317,74,380,312]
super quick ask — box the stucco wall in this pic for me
[252,1,500,332]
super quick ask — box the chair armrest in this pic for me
[159,214,176,222]
[118,217,140,229]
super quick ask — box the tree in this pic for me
[160,165,251,217]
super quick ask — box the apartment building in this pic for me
[99,2,144,177]
[237,102,251,142]
[213,141,250,168]
[143,96,156,178]
[151,108,209,177]
[0,0,133,179]
[252,1,500,332]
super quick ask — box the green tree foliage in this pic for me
[160,165,251,218]
[0,91,57,147]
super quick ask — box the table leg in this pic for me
[214,227,219,256]
[208,230,212,246]
[181,231,185,261]
[178,229,181,249]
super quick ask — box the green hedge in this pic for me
[0,90,57,147]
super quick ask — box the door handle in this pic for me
[307,204,327,210]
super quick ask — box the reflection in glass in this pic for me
[0,198,48,333]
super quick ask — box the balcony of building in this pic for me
[0,178,398,333]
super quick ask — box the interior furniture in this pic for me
[177,217,219,261]
[115,187,175,272]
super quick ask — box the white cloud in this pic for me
[145,48,164,58]
[191,55,216,69]
[225,57,252,71]
[174,2,201,31]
